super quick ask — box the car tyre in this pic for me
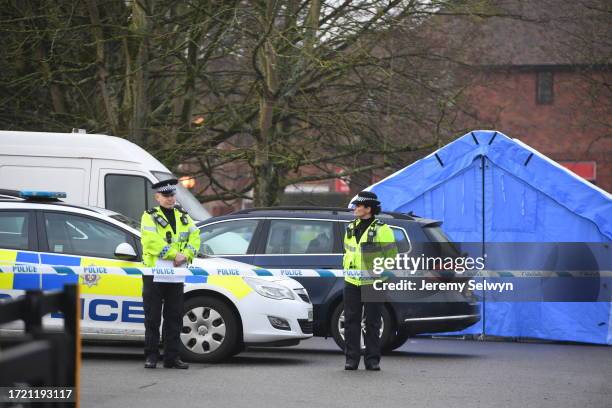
[330,301,393,352]
[383,327,411,353]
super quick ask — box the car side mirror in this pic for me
[115,242,138,261]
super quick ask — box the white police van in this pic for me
[0,130,210,222]
[0,192,313,363]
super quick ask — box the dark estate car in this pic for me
[197,207,481,351]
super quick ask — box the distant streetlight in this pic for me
[179,176,196,189]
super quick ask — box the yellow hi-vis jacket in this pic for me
[140,206,201,268]
[343,218,397,286]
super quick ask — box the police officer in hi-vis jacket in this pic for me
[140,179,200,369]
[343,191,397,371]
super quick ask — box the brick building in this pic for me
[453,0,611,191]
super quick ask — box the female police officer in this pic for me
[343,191,397,371]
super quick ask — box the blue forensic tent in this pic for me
[367,130,612,344]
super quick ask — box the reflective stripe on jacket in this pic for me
[343,218,397,286]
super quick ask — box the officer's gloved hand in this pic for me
[173,253,188,267]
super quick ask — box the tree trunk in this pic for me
[85,0,119,134]
[253,96,279,206]
[32,1,65,116]
[177,26,201,144]
[253,0,282,206]
[125,0,152,146]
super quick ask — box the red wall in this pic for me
[463,69,611,193]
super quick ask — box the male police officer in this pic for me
[343,191,396,371]
[141,179,201,369]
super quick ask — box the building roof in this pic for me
[429,0,611,67]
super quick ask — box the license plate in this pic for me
[308,309,313,322]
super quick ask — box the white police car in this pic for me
[0,192,313,362]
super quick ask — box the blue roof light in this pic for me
[19,191,67,199]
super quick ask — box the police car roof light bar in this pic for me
[19,191,67,200]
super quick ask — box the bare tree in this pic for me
[0,0,511,207]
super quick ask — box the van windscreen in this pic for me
[152,171,211,221]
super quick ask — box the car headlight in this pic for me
[244,277,295,300]
[293,287,311,303]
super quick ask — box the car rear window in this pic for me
[422,226,461,257]
[265,219,334,254]
[391,227,411,253]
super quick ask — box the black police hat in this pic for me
[350,190,380,207]
[152,179,178,196]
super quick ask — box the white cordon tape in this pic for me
[0,265,609,278]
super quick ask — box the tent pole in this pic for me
[481,155,487,340]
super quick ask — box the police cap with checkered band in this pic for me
[152,178,178,196]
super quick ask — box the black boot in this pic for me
[144,355,158,369]
[163,358,189,369]
[365,361,380,371]
[344,360,359,370]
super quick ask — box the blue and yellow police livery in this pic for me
[0,192,312,363]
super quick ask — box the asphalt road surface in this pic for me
[81,337,612,408]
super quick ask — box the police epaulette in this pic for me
[174,205,189,225]
[367,219,383,243]
[345,220,355,239]
[147,207,168,228]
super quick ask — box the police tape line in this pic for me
[0,264,333,277]
[0,265,609,278]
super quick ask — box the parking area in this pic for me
[82,337,612,408]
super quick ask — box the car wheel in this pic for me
[180,296,239,363]
[231,341,245,357]
[330,301,393,351]
[383,328,411,353]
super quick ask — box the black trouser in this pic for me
[343,281,383,365]
[142,276,184,362]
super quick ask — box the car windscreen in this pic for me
[109,213,141,231]
[152,171,211,221]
